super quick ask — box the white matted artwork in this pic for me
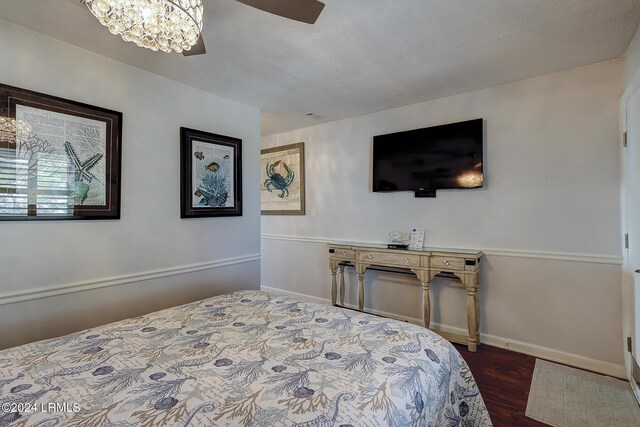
[261,142,305,215]
[191,140,235,209]
[15,105,108,206]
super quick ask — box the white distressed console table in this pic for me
[328,243,484,352]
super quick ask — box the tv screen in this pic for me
[372,118,483,194]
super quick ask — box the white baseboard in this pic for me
[631,378,640,406]
[261,286,329,305]
[261,285,626,379]
[629,355,640,406]
[0,253,262,306]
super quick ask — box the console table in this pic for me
[328,243,484,351]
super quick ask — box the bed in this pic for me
[0,290,492,426]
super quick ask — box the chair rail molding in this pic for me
[0,253,261,306]
[260,234,622,265]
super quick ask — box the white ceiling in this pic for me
[1,0,639,135]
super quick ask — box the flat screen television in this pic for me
[372,118,483,197]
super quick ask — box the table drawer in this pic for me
[329,248,356,260]
[357,251,421,267]
[431,256,464,270]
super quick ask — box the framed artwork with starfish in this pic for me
[0,84,122,220]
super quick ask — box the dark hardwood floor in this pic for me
[453,343,549,426]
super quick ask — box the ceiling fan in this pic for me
[81,0,325,57]
[187,0,325,56]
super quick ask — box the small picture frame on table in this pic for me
[180,127,242,218]
[409,228,426,250]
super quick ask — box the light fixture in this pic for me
[85,0,204,54]
[0,117,32,144]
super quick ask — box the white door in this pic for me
[626,86,640,375]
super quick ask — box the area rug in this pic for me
[525,359,640,426]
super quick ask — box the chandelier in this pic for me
[85,0,204,54]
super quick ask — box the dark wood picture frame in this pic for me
[0,84,122,220]
[180,127,242,218]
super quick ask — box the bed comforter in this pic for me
[0,290,492,426]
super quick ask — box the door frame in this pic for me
[620,64,640,404]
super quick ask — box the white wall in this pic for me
[626,21,640,88]
[0,20,261,348]
[262,60,625,376]
[622,21,640,386]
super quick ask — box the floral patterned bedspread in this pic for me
[0,290,492,426]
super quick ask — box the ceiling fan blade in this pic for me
[236,0,325,24]
[182,35,206,56]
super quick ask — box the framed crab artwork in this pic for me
[260,142,305,215]
[180,127,242,218]
[0,83,122,220]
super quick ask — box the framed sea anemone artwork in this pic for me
[0,84,122,220]
[260,142,305,215]
[180,127,242,218]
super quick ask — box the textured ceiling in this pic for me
[0,0,639,135]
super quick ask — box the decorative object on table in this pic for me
[261,142,305,215]
[387,230,410,249]
[180,127,242,218]
[0,83,122,220]
[409,228,426,250]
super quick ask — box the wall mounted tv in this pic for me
[372,118,484,197]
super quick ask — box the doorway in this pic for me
[623,82,640,401]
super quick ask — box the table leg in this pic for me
[357,272,365,311]
[421,281,431,329]
[353,263,370,312]
[339,265,345,305]
[466,274,478,352]
[330,267,337,306]
[474,274,480,344]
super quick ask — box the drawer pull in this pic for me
[443,260,450,266]
[367,254,374,260]
[404,257,411,263]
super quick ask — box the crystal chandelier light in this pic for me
[85,0,204,53]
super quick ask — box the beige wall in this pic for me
[262,60,625,376]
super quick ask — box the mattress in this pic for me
[0,290,492,426]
